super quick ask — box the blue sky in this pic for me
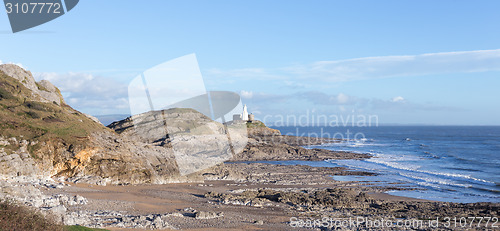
[1,0,499,125]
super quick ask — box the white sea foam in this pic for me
[330,153,495,190]
[361,153,495,185]
[398,172,472,188]
[416,169,495,184]
[312,126,500,203]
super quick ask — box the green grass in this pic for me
[0,200,65,231]
[1,200,110,231]
[0,87,14,100]
[0,71,108,155]
[24,100,49,111]
[246,120,266,128]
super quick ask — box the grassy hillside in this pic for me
[0,200,108,231]
[0,70,106,156]
[0,199,65,230]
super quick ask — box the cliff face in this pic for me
[0,64,355,185]
[108,108,248,176]
[0,64,65,105]
[0,64,101,178]
[0,64,189,184]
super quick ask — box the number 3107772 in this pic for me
[5,2,61,14]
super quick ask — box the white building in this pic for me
[241,104,249,121]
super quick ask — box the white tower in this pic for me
[242,104,249,121]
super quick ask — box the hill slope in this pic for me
[0,64,192,184]
[0,64,342,185]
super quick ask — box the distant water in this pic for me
[272,126,500,203]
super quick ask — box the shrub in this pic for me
[26,110,41,119]
[0,200,65,231]
[24,101,46,111]
[0,87,14,100]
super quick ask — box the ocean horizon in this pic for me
[271,125,500,203]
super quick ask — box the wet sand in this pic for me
[55,162,479,230]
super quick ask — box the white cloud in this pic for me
[337,93,349,104]
[250,110,262,115]
[240,90,253,99]
[0,61,26,69]
[206,49,500,86]
[25,49,495,116]
[35,72,129,115]
[299,91,362,105]
[284,80,309,89]
[245,90,459,113]
[290,49,500,82]
[205,67,284,80]
[392,96,405,102]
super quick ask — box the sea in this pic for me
[270,126,500,203]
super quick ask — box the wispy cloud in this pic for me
[35,72,129,115]
[207,49,500,86]
[0,61,26,69]
[243,90,460,113]
[291,49,500,82]
[240,90,253,99]
[296,91,366,106]
[29,49,493,117]
[205,67,285,80]
[391,96,405,102]
[239,90,289,103]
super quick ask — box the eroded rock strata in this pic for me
[1,65,498,230]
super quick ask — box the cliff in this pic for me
[108,108,248,176]
[0,64,365,185]
[0,64,188,184]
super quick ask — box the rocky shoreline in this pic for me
[2,161,498,230]
[1,60,498,231]
[233,123,371,161]
[2,127,498,230]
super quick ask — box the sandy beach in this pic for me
[44,161,498,230]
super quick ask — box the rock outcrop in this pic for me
[234,121,370,161]
[0,64,246,184]
[108,108,248,176]
[0,64,64,105]
[0,64,187,184]
[0,64,364,185]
